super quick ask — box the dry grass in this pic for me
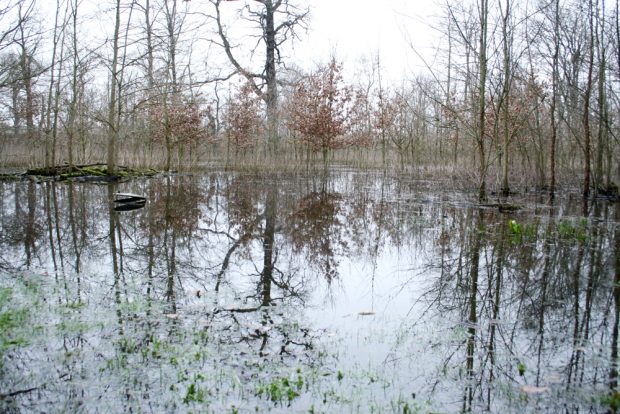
[0,133,604,194]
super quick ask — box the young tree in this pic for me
[152,99,208,169]
[224,81,263,156]
[288,58,351,165]
[375,87,415,171]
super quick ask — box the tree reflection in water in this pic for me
[0,172,618,412]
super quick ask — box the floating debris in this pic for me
[113,193,147,211]
[480,202,522,213]
[520,385,549,394]
[114,193,147,203]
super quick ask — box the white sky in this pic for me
[294,0,442,81]
[34,0,444,86]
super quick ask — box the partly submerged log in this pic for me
[24,164,158,180]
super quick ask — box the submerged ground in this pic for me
[0,170,618,413]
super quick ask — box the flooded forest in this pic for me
[1,0,620,413]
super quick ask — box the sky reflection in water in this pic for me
[0,171,618,413]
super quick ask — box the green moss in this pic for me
[79,166,107,176]
[24,164,159,181]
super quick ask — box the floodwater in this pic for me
[0,170,618,413]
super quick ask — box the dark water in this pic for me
[0,171,618,413]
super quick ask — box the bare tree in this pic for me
[549,0,560,198]
[14,2,42,145]
[43,0,70,168]
[209,0,308,154]
[107,0,123,174]
[0,1,33,58]
[499,0,513,196]
[66,0,80,169]
[477,0,490,201]
[583,0,595,198]
[594,0,611,193]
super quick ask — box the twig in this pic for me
[0,386,39,399]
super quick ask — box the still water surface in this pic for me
[0,170,618,413]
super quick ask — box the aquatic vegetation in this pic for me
[602,390,620,412]
[556,218,588,243]
[507,219,537,244]
[256,375,302,404]
[0,288,30,355]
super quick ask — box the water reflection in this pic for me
[0,172,618,412]
[419,198,619,412]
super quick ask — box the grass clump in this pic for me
[256,375,303,404]
[602,390,620,412]
[0,288,30,356]
[556,218,588,243]
[183,382,209,404]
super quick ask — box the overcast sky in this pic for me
[295,0,441,81]
[34,0,443,85]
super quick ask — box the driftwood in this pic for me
[0,386,38,399]
[480,203,522,213]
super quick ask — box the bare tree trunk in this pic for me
[16,4,35,147]
[107,0,122,175]
[595,0,609,193]
[264,0,278,155]
[446,16,458,170]
[43,0,66,168]
[140,0,155,166]
[477,0,489,202]
[163,0,180,171]
[67,0,79,169]
[377,55,387,168]
[583,0,595,198]
[549,0,560,198]
[500,0,512,196]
